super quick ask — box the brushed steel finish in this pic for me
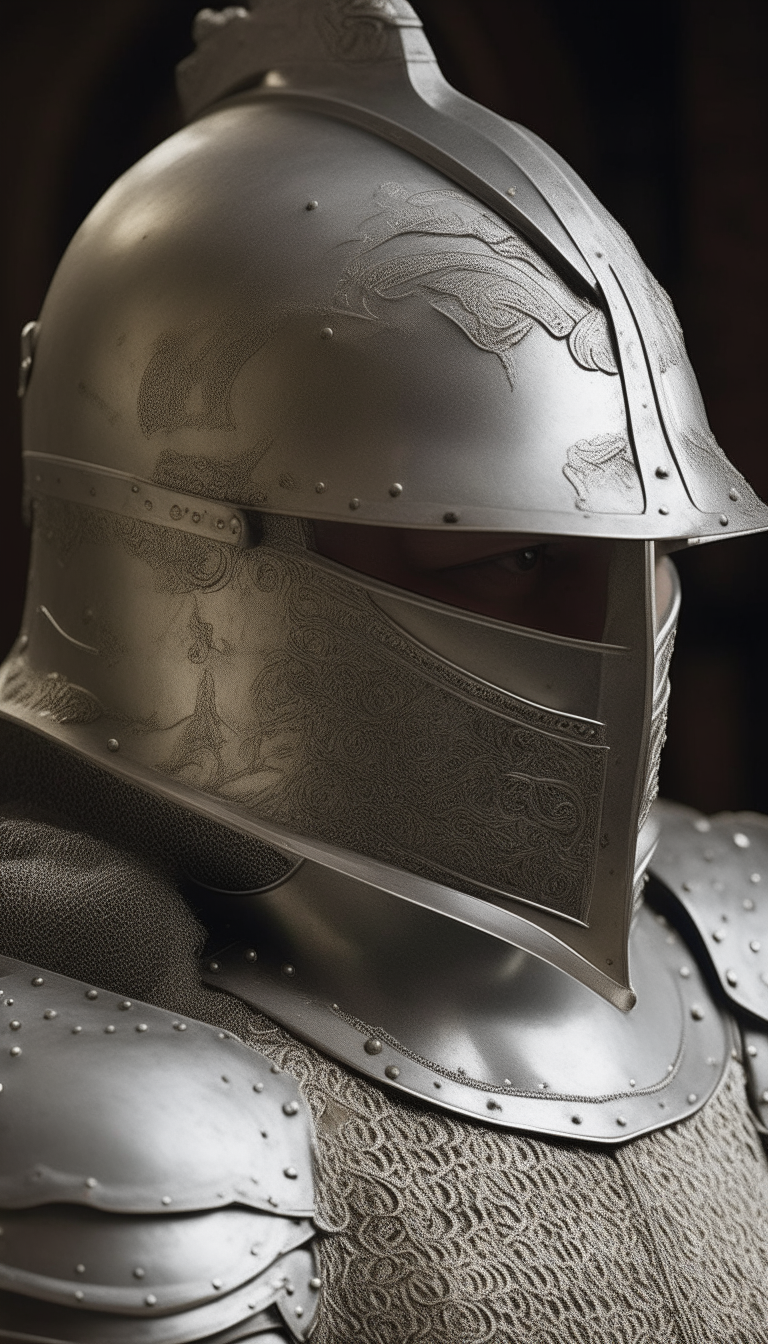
[195,862,728,1143]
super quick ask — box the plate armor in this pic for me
[2,2,768,1342]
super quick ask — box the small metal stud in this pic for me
[679,966,691,979]
[719,514,729,526]
[134,1268,145,1279]
[136,1023,149,1032]
[85,990,98,1000]
[9,1021,21,1031]
[729,488,740,501]
[507,186,516,196]
[253,1082,264,1092]
[320,327,334,339]
[9,1046,21,1057]
[693,818,711,832]
[215,519,225,530]
[271,1064,281,1074]
[629,1079,636,1087]
[119,1001,132,1010]
[72,1026,82,1034]
[364,1037,383,1055]
[744,899,756,911]
[389,483,403,497]
[145,1294,157,1307]
[245,949,258,962]
[726,969,739,987]
[283,1101,299,1116]
[655,466,670,479]
[212,1278,223,1290]
[747,1044,758,1057]
[658,505,669,516]
[712,929,726,942]
[75,1264,85,1274]
[750,940,761,953]
[106,738,120,753]
[486,1098,502,1111]
[296,1305,304,1317]
[104,1025,116,1034]
[681,881,693,892]
[762,1090,768,1104]
[433,1080,441,1088]
[734,832,751,848]
[208,962,220,973]
[571,1114,582,1125]
[310,1277,321,1290]
[161,1195,171,1206]
[750,873,761,884]
[443,510,459,524]
[687,1093,697,1104]
[31,977,44,986]
[173,1022,187,1031]
[75,1290,85,1302]
[616,1117,627,1127]
[315,481,326,493]
[85,1177,97,1188]
[690,1004,705,1020]
[281,964,296,977]
[348,498,360,510]
[306,200,319,211]
[284,1166,298,1179]
[384,1065,400,1080]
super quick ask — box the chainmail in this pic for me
[2,731,768,1343]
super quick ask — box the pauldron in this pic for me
[0,957,319,1344]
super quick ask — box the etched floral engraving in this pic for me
[563,432,644,514]
[0,658,102,726]
[338,184,618,387]
[318,0,414,61]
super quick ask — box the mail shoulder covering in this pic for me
[0,955,319,1344]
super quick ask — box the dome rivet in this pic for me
[283,1101,299,1116]
[443,511,459,524]
[85,990,98,1000]
[107,738,119,753]
[315,481,326,493]
[320,327,334,339]
[389,483,403,497]
[306,200,319,211]
[719,514,729,525]
[349,498,360,510]
[658,505,669,515]
[284,1166,298,1179]
[655,466,670,479]
[729,488,739,501]
[364,1037,383,1055]
[385,1064,400,1079]
[31,977,44,986]
[245,949,258,962]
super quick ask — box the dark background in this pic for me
[1,0,766,815]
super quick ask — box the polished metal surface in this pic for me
[197,855,729,1143]
[0,956,319,1344]
[650,807,768,1021]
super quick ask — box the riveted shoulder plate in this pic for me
[0,955,320,1343]
[650,806,768,1022]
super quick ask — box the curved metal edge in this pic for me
[201,906,729,1146]
[649,807,768,1022]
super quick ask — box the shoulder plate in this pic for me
[0,955,319,1343]
[650,804,768,1133]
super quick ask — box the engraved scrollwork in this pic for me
[0,658,103,726]
[318,0,415,62]
[338,184,618,387]
[562,432,644,514]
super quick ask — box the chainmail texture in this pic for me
[2,731,768,1344]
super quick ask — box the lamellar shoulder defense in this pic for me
[0,956,319,1344]
[650,807,768,1135]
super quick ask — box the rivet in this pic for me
[729,488,739,501]
[75,1290,85,1302]
[268,1196,279,1207]
[747,1044,758,1057]
[208,961,220,973]
[283,1100,299,1115]
[762,1090,768,1104]
[106,738,119,753]
[726,969,739,987]
[629,1079,636,1087]
[170,505,182,521]
[136,1023,148,1032]
[734,832,750,848]
[659,1100,667,1108]
[507,186,516,196]
[284,1166,298,1179]
[433,1080,441,1088]
[487,1098,502,1111]
[86,989,98,1000]
[443,511,459,524]
[712,929,726,942]
[270,1064,281,1074]
[119,1001,132,1010]
[750,873,761,884]
[348,498,360,510]
[72,1025,82,1034]
[694,818,711,833]
[306,200,319,210]
[687,1093,697,1104]
[296,1305,304,1317]
[134,1267,145,1279]
[230,517,241,534]
[9,1021,21,1030]
[389,483,403,497]
[221,1075,230,1084]
[145,1294,157,1307]
[385,1065,400,1079]
[315,481,326,493]
[679,966,691,979]
[173,1021,187,1031]
[253,1082,264,1092]
[320,327,334,339]
[719,514,729,525]
[104,1025,116,1034]
[212,1278,223,1290]
[85,1177,97,1188]
[161,1195,171,1206]
[245,949,258,962]
[310,1276,321,1290]
[144,499,153,511]
[364,1037,383,1055]
[658,505,670,515]
[75,1264,85,1274]
[750,940,761,953]
[18,634,29,650]
[31,977,44,986]
[691,1005,705,1020]
[9,1046,21,1057]
[595,250,604,259]
[655,467,670,479]
[192,512,201,523]
[616,1116,627,1127]
[131,485,139,494]
[743,898,756,911]
[571,1114,582,1124]
[216,518,225,530]
[281,964,296,977]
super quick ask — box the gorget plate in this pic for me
[199,861,730,1144]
